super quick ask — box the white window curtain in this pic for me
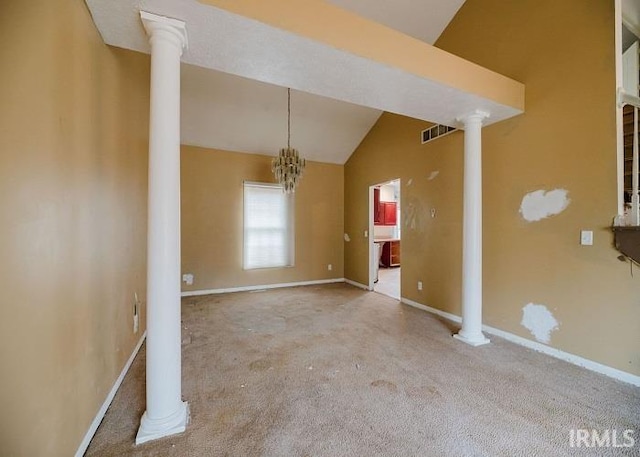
[243,182,294,270]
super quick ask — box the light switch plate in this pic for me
[580,230,593,246]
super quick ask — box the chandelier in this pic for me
[272,88,306,193]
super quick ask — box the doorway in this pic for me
[369,179,401,299]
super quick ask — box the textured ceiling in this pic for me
[180,0,465,163]
[85,0,523,164]
[623,0,640,36]
[181,65,381,164]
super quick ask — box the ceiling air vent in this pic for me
[421,124,456,144]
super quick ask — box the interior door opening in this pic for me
[369,179,401,299]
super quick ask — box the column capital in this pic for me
[140,11,188,52]
[456,109,490,126]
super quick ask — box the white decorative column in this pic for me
[136,11,189,445]
[454,110,491,347]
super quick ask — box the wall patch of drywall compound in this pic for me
[404,203,418,230]
[343,233,351,242]
[427,171,440,181]
[519,189,570,222]
[521,303,559,344]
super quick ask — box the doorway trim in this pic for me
[368,184,376,291]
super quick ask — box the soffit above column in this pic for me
[86,0,525,128]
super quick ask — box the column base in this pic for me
[453,332,490,347]
[136,401,190,445]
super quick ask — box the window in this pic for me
[243,182,294,269]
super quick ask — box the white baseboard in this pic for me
[402,297,462,324]
[344,279,370,290]
[401,297,640,387]
[75,331,147,457]
[181,278,346,297]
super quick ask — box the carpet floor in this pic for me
[86,283,639,456]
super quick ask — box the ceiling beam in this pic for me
[201,0,524,113]
[86,0,525,127]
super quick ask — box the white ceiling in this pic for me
[181,65,382,164]
[86,0,508,164]
[179,0,466,164]
[327,0,466,44]
[623,0,640,36]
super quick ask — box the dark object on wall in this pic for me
[612,226,640,264]
[374,188,381,224]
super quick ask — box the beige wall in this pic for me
[181,145,344,291]
[345,113,465,304]
[0,1,150,455]
[345,0,640,376]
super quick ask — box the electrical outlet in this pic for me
[580,230,593,246]
[328,264,332,271]
[418,281,423,291]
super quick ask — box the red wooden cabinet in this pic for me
[374,189,397,226]
[376,201,397,226]
[382,202,397,226]
[381,240,401,267]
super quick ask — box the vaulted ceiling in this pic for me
[86,0,525,164]
[180,0,466,164]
